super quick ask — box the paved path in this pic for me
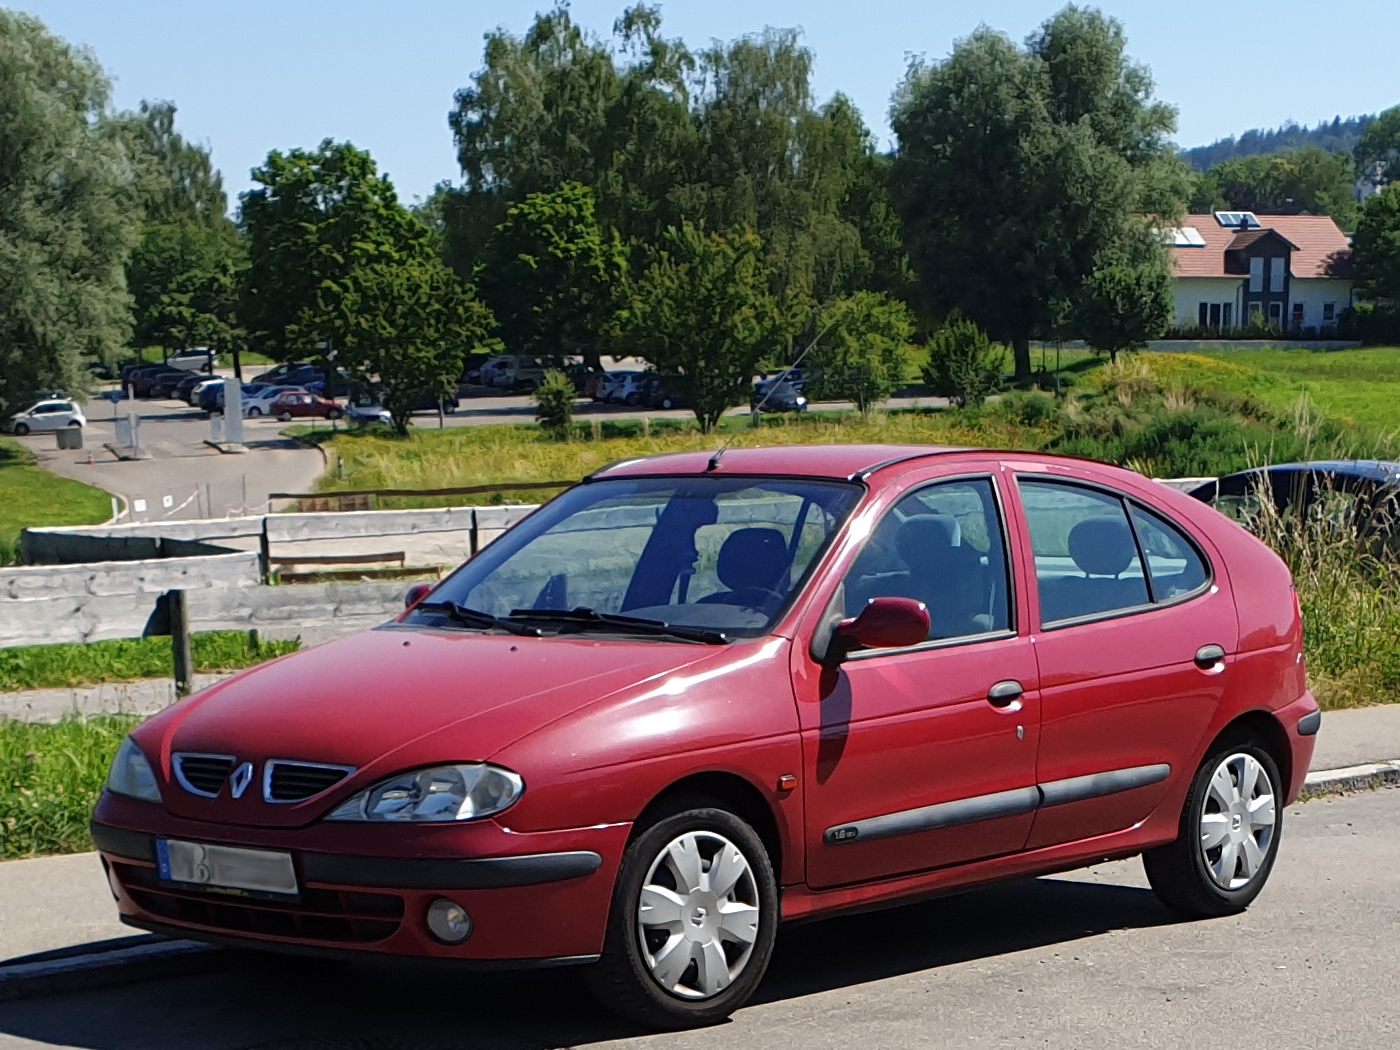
[0,786,1396,1049]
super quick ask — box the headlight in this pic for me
[106,737,162,803]
[325,764,524,823]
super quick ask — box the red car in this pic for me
[270,391,343,421]
[93,445,1318,1028]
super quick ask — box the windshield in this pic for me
[409,476,862,638]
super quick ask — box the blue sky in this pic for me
[16,0,1400,206]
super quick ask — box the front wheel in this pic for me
[1143,735,1283,919]
[326,408,343,420]
[278,412,293,422]
[247,407,262,417]
[586,805,777,1030]
[13,423,29,436]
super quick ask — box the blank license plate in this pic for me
[157,838,298,897]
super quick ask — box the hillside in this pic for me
[1183,115,1375,171]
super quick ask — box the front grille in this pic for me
[173,754,236,797]
[113,862,403,944]
[266,761,353,803]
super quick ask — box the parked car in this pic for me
[411,390,460,414]
[751,379,807,413]
[172,373,207,402]
[186,377,223,406]
[128,368,187,398]
[93,445,1317,1028]
[243,385,308,417]
[7,398,85,435]
[754,367,815,397]
[166,347,217,372]
[345,399,393,427]
[596,370,642,403]
[252,362,322,387]
[270,391,344,421]
[1187,460,1400,545]
[491,355,548,391]
[629,373,686,410]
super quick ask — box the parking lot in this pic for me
[0,788,1395,1050]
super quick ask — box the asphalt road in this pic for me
[1,787,1396,1050]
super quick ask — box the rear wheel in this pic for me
[586,804,777,1030]
[247,407,262,417]
[326,408,343,420]
[1144,733,1282,918]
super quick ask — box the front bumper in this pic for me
[91,798,629,963]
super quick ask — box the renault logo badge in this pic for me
[229,762,254,799]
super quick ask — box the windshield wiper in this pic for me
[415,601,542,637]
[506,607,729,645]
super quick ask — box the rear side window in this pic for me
[1020,482,1148,624]
[1020,479,1211,627]
[1129,505,1209,600]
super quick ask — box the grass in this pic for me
[0,632,298,693]
[0,715,139,858]
[0,438,113,564]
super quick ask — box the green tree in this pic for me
[1355,106,1400,190]
[115,100,227,225]
[923,315,1006,408]
[336,252,494,436]
[240,141,419,364]
[806,292,914,415]
[891,7,1186,384]
[1353,184,1400,305]
[622,224,791,431]
[475,183,627,369]
[1074,250,1173,362]
[1201,147,1359,228]
[0,10,139,410]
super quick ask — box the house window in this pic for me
[1269,302,1283,326]
[1207,303,1220,327]
[1292,303,1305,328]
[1222,303,1233,328]
[1198,302,1209,326]
[1270,257,1285,293]
[1249,302,1263,323]
[1323,302,1336,322]
[1249,257,1264,293]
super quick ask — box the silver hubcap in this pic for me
[1199,752,1276,890]
[637,830,760,1000]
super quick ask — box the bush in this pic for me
[923,316,1006,407]
[533,370,577,434]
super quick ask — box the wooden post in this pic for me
[258,518,272,584]
[169,589,193,698]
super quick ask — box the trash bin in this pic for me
[56,427,83,450]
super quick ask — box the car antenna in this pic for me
[707,322,832,472]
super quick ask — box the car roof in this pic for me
[590,444,983,481]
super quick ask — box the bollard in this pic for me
[168,589,193,698]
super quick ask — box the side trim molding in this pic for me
[90,822,156,862]
[301,850,604,889]
[824,787,1040,845]
[1038,764,1172,809]
[823,763,1173,847]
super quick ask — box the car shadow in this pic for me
[0,875,1175,1050]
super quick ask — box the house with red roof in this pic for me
[1167,212,1354,333]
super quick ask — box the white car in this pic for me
[598,371,642,403]
[167,347,216,372]
[243,385,307,417]
[8,399,86,435]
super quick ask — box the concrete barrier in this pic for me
[21,517,264,565]
[185,580,408,644]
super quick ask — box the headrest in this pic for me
[1068,517,1136,577]
[716,528,788,591]
[894,515,958,568]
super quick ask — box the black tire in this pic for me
[13,423,29,436]
[586,803,778,1030]
[326,408,343,420]
[1143,731,1283,919]
[661,398,675,410]
[278,412,292,422]
[68,420,82,427]
[247,407,262,417]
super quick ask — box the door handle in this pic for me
[987,680,1024,708]
[1194,644,1226,670]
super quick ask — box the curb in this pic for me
[0,935,218,1003]
[1301,759,1400,798]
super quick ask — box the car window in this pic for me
[842,478,1011,641]
[1128,505,1209,600]
[32,403,61,414]
[1019,480,1149,626]
[421,477,861,637]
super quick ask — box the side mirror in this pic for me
[833,597,930,657]
[404,583,433,609]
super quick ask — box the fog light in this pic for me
[426,898,472,944]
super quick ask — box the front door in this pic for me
[1013,473,1238,850]
[796,472,1041,890]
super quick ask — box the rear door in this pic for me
[796,467,1042,889]
[1012,469,1237,850]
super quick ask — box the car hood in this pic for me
[135,626,720,827]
